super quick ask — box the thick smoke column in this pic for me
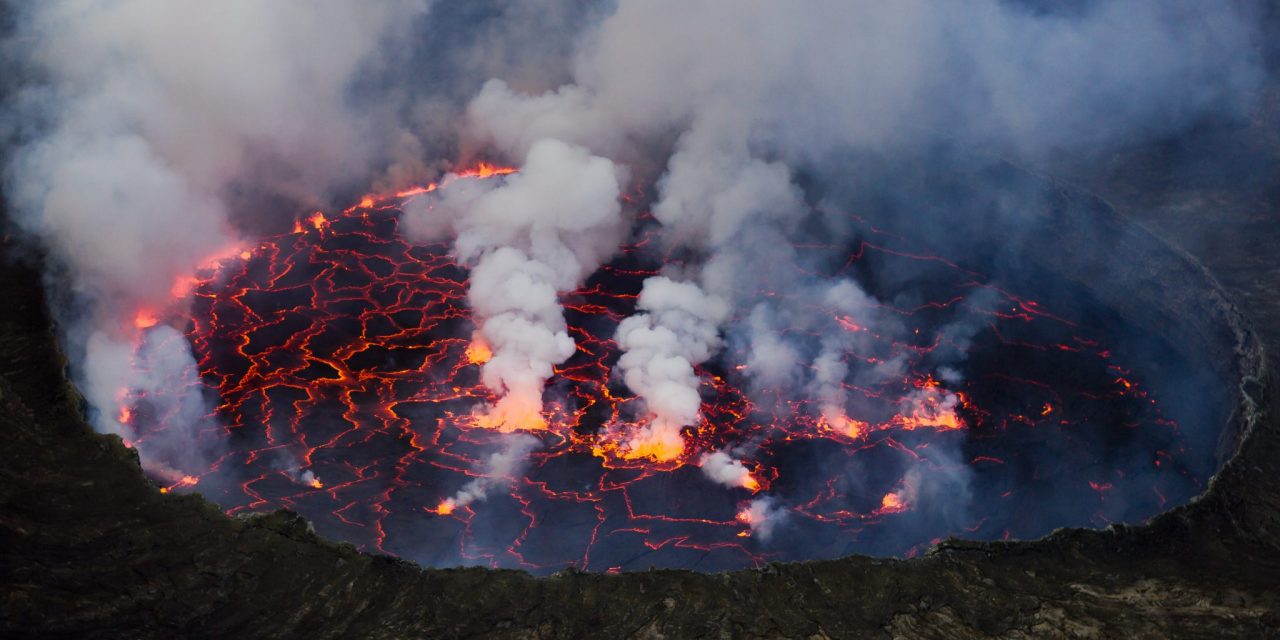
[613,277,729,459]
[403,138,623,430]
[810,281,884,436]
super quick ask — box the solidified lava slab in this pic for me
[121,191,1211,574]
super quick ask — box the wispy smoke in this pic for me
[739,496,787,541]
[115,325,220,481]
[440,433,541,513]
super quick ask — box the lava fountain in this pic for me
[118,168,1211,574]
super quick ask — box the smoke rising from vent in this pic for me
[439,433,541,514]
[614,277,730,460]
[403,138,623,430]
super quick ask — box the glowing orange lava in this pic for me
[465,337,492,364]
[456,162,518,179]
[877,492,908,514]
[133,310,159,329]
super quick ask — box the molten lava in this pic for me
[133,310,159,329]
[118,169,1203,573]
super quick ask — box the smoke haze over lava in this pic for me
[0,0,1266,572]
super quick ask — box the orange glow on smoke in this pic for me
[435,500,456,516]
[161,475,200,494]
[836,315,864,333]
[392,185,438,199]
[351,163,520,209]
[133,310,159,329]
[742,475,761,492]
[898,408,962,431]
[308,477,324,489]
[455,162,518,179]
[821,412,868,440]
[472,399,549,432]
[878,491,908,514]
[618,428,685,462]
[170,276,200,299]
[896,385,964,431]
[465,338,492,365]
[293,211,330,234]
[168,246,247,299]
[308,211,328,231]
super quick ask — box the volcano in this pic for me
[5,2,1280,637]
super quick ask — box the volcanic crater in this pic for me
[115,160,1244,575]
[3,157,1277,638]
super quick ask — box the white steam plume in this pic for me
[402,138,623,430]
[613,277,730,459]
[115,325,219,481]
[699,450,757,490]
[738,496,787,542]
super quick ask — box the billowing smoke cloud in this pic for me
[403,138,623,429]
[614,276,729,459]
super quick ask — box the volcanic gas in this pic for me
[117,169,1202,574]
